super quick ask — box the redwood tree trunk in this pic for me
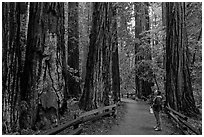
[112,6,121,102]
[79,2,92,91]
[2,2,22,133]
[79,2,113,110]
[162,2,167,103]
[165,2,199,115]
[20,2,66,128]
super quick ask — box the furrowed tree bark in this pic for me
[79,2,92,91]
[112,5,121,102]
[57,3,69,114]
[165,2,199,116]
[20,2,66,128]
[162,2,167,103]
[79,2,113,110]
[2,2,23,133]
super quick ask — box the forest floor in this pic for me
[21,97,201,135]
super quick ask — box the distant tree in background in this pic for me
[134,2,153,99]
[68,2,81,98]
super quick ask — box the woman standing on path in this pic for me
[152,90,163,131]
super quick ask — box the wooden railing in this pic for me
[165,106,201,135]
[36,104,117,135]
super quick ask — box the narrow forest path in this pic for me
[109,98,170,135]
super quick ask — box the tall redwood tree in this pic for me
[165,2,199,115]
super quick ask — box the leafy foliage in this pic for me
[117,2,135,93]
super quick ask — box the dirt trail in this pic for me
[109,98,170,135]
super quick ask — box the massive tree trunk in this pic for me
[165,2,199,116]
[79,2,92,91]
[162,2,167,103]
[58,3,69,114]
[112,5,121,102]
[68,2,81,98]
[20,2,66,128]
[79,2,113,110]
[2,2,22,133]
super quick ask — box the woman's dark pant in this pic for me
[153,110,161,129]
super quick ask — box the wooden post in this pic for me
[112,106,117,118]
[73,114,79,129]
